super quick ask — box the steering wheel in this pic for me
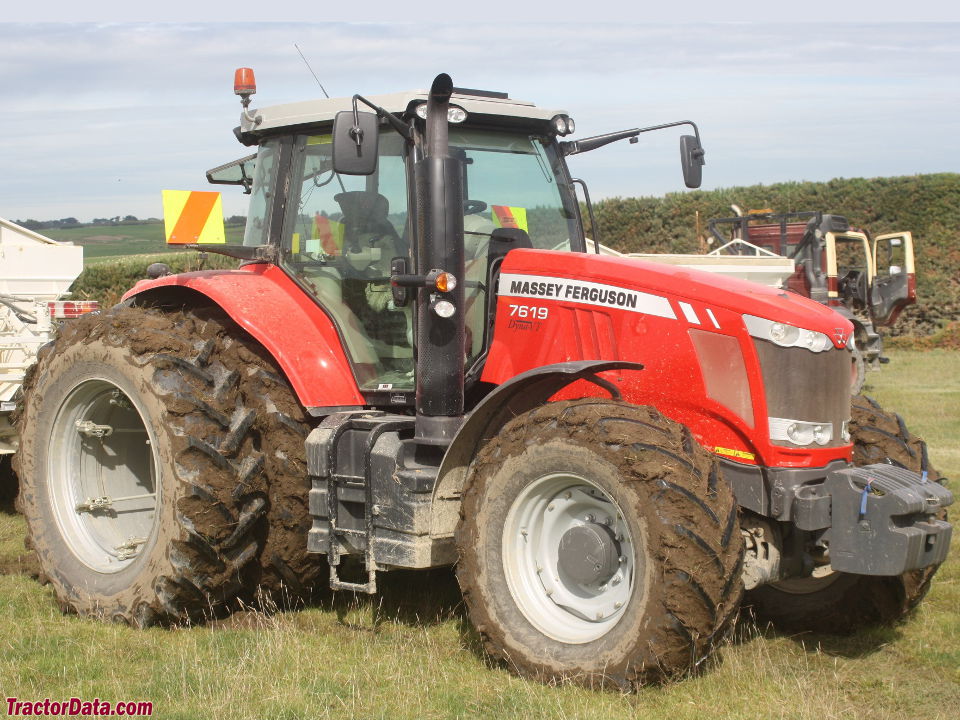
[464,199,488,215]
[839,270,868,305]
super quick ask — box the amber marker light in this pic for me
[435,272,457,292]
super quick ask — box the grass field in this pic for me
[43,222,245,264]
[0,351,957,719]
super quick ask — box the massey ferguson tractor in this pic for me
[15,71,952,689]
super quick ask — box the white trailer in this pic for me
[587,237,796,289]
[0,218,87,456]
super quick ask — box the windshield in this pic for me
[451,129,579,251]
[452,130,579,364]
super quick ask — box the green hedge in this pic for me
[70,252,239,309]
[589,173,960,316]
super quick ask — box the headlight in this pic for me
[770,417,834,446]
[744,315,833,353]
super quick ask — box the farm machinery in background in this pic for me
[0,218,96,502]
[14,70,951,689]
[707,210,917,393]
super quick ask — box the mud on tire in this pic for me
[15,306,320,624]
[745,394,945,633]
[455,399,743,688]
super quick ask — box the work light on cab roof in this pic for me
[414,102,468,123]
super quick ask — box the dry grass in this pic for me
[0,350,957,719]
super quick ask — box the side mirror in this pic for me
[332,110,379,175]
[680,134,705,189]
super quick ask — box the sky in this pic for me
[1,20,957,223]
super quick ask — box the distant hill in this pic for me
[42,220,245,263]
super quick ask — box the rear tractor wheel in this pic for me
[15,306,319,624]
[745,394,945,632]
[456,399,743,688]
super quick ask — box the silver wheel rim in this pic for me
[502,472,637,644]
[47,378,159,573]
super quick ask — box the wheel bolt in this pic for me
[547,504,555,512]
[614,601,623,609]
[585,514,595,523]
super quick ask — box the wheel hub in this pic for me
[557,523,620,586]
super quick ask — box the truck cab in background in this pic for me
[708,210,918,391]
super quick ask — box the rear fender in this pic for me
[122,264,364,411]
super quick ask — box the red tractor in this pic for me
[15,72,951,688]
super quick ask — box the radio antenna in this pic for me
[294,43,330,98]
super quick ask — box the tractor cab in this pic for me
[213,91,584,396]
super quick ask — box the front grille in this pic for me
[753,339,851,448]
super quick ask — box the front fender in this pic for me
[430,360,643,538]
[122,263,364,410]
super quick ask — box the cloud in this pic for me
[0,22,957,221]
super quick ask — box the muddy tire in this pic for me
[248,363,326,600]
[746,394,944,633]
[850,347,866,395]
[455,399,743,688]
[15,306,319,624]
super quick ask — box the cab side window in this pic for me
[280,131,413,391]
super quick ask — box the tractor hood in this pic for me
[499,249,853,347]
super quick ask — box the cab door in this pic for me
[871,232,916,326]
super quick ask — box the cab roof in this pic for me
[240,89,568,134]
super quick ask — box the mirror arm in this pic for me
[182,244,278,263]
[352,94,412,141]
[571,178,600,253]
[562,120,702,156]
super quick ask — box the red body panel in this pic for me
[481,249,854,469]
[122,264,364,409]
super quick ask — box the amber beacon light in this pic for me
[234,67,257,98]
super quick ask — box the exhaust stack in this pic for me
[413,74,466,446]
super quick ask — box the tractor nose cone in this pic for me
[557,523,620,586]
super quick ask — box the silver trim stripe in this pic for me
[498,273,677,319]
[679,301,700,325]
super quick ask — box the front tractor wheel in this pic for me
[456,400,743,688]
[745,394,945,632]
